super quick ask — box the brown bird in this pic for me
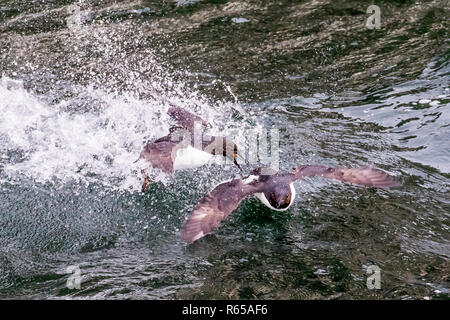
[180,165,401,243]
[138,105,242,191]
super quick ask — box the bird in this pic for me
[180,164,401,243]
[137,104,242,192]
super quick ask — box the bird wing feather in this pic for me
[180,179,262,243]
[291,165,401,188]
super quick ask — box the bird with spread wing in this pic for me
[180,165,401,243]
[137,104,242,191]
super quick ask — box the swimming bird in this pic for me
[180,164,401,243]
[138,105,242,191]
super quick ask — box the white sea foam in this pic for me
[0,77,173,190]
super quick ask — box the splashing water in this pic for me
[0,76,253,191]
[0,77,172,190]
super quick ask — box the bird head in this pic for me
[265,184,293,210]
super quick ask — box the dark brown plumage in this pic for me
[291,164,401,188]
[180,179,259,243]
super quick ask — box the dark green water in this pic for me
[0,0,449,299]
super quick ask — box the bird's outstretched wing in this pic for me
[167,105,207,132]
[291,165,401,188]
[180,178,261,243]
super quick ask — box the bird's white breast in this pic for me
[173,145,214,170]
[255,182,296,212]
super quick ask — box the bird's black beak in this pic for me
[233,152,247,176]
[233,155,242,170]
